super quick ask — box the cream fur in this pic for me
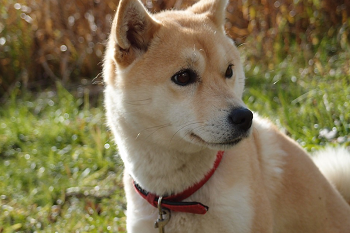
[312,147,350,204]
[103,0,350,232]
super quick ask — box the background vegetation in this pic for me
[1,0,349,94]
[0,0,349,232]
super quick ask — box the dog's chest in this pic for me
[129,206,252,233]
[128,181,254,233]
[167,210,250,233]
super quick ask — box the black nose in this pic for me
[228,108,253,131]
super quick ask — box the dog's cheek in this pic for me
[162,98,198,136]
[233,68,246,99]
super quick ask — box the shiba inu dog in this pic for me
[103,0,350,232]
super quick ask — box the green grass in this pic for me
[0,84,126,232]
[242,39,350,151]
[0,45,349,232]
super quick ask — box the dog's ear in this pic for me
[111,0,160,64]
[188,0,228,30]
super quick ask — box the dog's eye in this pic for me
[225,64,234,79]
[171,69,197,86]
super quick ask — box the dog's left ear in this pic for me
[188,0,228,30]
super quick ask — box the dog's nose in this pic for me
[228,108,253,131]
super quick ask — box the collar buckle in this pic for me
[154,196,171,233]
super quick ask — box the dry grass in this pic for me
[0,0,349,96]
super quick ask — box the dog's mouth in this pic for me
[190,133,243,148]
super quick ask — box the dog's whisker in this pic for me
[186,125,206,137]
[135,123,172,139]
[170,121,204,142]
[237,42,246,48]
[92,72,104,85]
[142,123,172,139]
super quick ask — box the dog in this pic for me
[103,0,350,232]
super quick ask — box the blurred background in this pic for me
[1,0,349,97]
[0,0,350,232]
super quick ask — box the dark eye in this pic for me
[171,69,197,86]
[225,64,234,78]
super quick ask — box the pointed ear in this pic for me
[111,0,160,64]
[188,0,228,29]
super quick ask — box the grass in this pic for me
[0,44,349,232]
[0,84,126,232]
[243,42,350,150]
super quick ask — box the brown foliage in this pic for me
[0,0,349,94]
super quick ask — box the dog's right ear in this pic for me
[111,0,160,65]
[188,0,228,31]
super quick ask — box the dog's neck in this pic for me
[105,88,220,196]
[116,127,218,196]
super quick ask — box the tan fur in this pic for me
[103,0,350,232]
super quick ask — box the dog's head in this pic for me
[104,0,253,152]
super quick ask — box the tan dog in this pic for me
[103,0,350,232]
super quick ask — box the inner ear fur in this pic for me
[189,0,228,30]
[111,0,160,63]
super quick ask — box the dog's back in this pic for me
[313,147,350,204]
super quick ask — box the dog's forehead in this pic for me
[151,12,236,70]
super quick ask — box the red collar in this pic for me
[133,151,224,214]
